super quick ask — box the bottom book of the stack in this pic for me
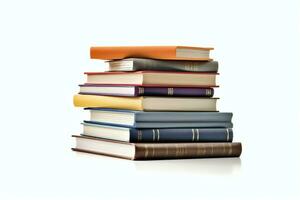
[72,135,242,160]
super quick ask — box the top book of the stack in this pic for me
[90,46,213,61]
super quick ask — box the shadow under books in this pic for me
[134,157,242,175]
[74,151,241,175]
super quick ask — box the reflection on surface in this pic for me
[72,151,241,175]
[134,158,241,175]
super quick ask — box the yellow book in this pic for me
[73,94,217,111]
[73,94,143,110]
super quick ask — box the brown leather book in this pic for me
[90,46,213,60]
[72,135,242,160]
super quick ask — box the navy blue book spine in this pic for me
[130,128,233,143]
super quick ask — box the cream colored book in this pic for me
[84,71,217,87]
[73,94,218,111]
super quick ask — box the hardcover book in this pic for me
[72,135,242,160]
[90,46,213,61]
[73,94,218,111]
[81,122,234,143]
[107,58,218,72]
[84,71,217,87]
[85,108,233,128]
[79,84,214,97]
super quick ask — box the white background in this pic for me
[0,0,299,199]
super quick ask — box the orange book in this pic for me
[90,46,213,61]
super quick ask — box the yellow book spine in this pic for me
[73,94,143,110]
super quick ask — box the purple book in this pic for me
[79,84,214,97]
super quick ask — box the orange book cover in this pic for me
[90,46,213,61]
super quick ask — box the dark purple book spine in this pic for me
[135,87,214,97]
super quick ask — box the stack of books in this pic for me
[72,46,242,160]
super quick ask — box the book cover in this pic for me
[73,94,143,110]
[74,94,218,111]
[79,84,214,97]
[134,86,214,97]
[85,120,233,128]
[86,108,232,122]
[90,46,213,60]
[72,135,242,160]
[84,120,233,128]
[108,58,218,72]
[84,71,217,87]
[82,122,234,142]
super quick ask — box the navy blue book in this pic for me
[81,122,233,143]
[84,108,233,128]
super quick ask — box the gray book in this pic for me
[107,58,218,72]
[84,108,233,128]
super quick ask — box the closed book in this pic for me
[81,122,234,143]
[107,58,218,72]
[73,94,218,111]
[79,84,214,97]
[72,135,242,160]
[85,121,233,129]
[90,46,213,61]
[85,108,233,128]
[84,71,217,87]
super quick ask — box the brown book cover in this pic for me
[90,46,213,61]
[72,135,242,160]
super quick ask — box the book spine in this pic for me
[134,143,242,160]
[133,122,234,128]
[136,87,214,97]
[133,59,218,72]
[83,120,233,129]
[135,112,233,122]
[130,128,233,143]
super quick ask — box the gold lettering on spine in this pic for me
[192,129,195,141]
[137,130,143,141]
[138,87,144,95]
[226,129,230,141]
[167,88,174,95]
[206,89,209,96]
[152,129,155,141]
[174,145,185,157]
[228,143,232,156]
[144,144,148,158]
[178,145,181,157]
[152,144,155,157]
[196,129,200,141]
